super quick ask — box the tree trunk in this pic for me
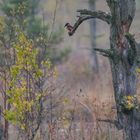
[89,0,99,72]
[3,71,8,140]
[67,0,140,139]
[0,108,4,140]
[108,0,140,139]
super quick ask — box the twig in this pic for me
[97,118,116,123]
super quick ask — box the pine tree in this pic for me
[0,0,65,64]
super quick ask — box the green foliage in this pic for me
[1,0,30,16]
[0,0,69,136]
[0,0,44,39]
[120,95,138,113]
[0,16,5,33]
[0,0,69,64]
[136,68,140,73]
[4,32,55,132]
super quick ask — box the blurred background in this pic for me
[0,0,140,140]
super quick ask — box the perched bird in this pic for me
[64,23,73,34]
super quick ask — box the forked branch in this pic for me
[68,10,111,36]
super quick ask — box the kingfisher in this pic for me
[64,23,73,35]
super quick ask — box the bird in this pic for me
[64,23,73,34]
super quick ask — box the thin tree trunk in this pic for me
[4,70,8,140]
[89,0,99,72]
[0,107,4,140]
[4,121,8,140]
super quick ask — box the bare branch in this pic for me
[68,10,111,36]
[68,16,95,36]
[77,9,111,24]
[97,118,116,124]
[94,48,113,58]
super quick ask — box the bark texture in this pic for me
[68,0,140,140]
[108,1,140,140]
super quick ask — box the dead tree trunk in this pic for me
[66,0,140,139]
[108,1,139,139]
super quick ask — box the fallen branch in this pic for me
[97,118,116,124]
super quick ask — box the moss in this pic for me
[120,95,138,114]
